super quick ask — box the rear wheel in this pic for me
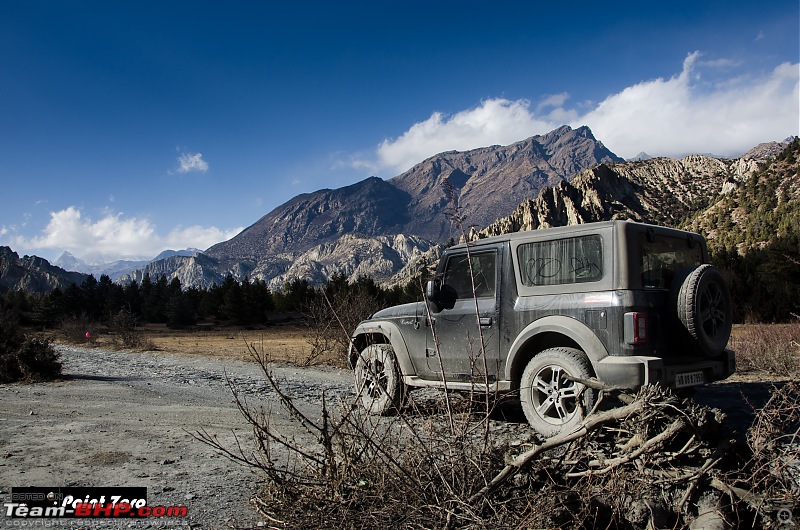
[520,347,596,438]
[354,344,405,415]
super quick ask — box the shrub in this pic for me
[304,288,381,367]
[729,323,800,375]
[109,309,155,350]
[59,313,95,344]
[0,310,61,383]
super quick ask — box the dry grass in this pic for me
[52,322,320,364]
[729,323,800,376]
[52,321,800,375]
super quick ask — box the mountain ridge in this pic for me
[198,125,621,285]
[472,152,768,239]
[54,249,202,281]
[1,246,88,292]
[3,130,793,293]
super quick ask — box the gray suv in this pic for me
[349,221,736,437]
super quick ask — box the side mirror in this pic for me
[425,280,439,303]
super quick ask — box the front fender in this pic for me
[504,315,610,382]
[349,320,417,377]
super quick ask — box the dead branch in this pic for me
[468,395,648,506]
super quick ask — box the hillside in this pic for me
[117,233,440,291]
[0,246,88,293]
[473,154,762,238]
[685,139,800,321]
[685,138,800,255]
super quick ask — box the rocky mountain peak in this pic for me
[206,125,621,271]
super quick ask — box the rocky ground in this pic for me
[0,345,353,529]
[0,345,781,529]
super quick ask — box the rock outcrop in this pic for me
[474,153,769,239]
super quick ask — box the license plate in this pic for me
[675,371,705,388]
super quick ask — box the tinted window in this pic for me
[641,235,703,289]
[442,252,497,299]
[518,236,603,286]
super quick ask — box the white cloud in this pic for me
[177,152,209,173]
[363,53,798,172]
[6,207,241,260]
[579,53,799,158]
[376,99,557,174]
[536,92,570,112]
[163,224,242,251]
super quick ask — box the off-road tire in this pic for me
[354,344,405,415]
[675,264,732,357]
[520,347,596,438]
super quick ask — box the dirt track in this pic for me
[0,345,352,529]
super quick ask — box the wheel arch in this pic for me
[504,315,609,389]
[349,321,416,376]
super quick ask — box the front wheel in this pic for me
[354,344,405,415]
[520,347,596,438]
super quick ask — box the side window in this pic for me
[442,252,497,299]
[518,235,603,286]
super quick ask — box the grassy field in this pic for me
[729,322,800,376]
[51,320,800,379]
[55,322,333,365]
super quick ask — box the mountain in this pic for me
[1,247,88,293]
[116,253,232,290]
[473,150,778,240]
[176,125,620,287]
[387,125,623,242]
[685,137,800,255]
[740,138,796,161]
[4,133,794,294]
[152,249,203,261]
[206,125,621,263]
[55,249,202,281]
[117,234,439,290]
[253,233,440,289]
[124,128,792,290]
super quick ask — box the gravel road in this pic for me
[0,346,353,529]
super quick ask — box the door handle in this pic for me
[479,317,492,327]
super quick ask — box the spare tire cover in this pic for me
[675,264,733,356]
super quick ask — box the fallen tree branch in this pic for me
[468,396,648,506]
[567,417,686,478]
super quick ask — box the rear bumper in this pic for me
[595,349,736,390]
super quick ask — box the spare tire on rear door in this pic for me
[674,264,733,356]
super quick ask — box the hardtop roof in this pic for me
[451,220,699,249]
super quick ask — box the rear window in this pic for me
[641,235,703,289]
[517,235,603,286]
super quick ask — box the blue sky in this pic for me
[1,1,798,263]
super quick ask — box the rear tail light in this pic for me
[624,312,648,345]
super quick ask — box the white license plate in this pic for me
[675,371,705,388]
